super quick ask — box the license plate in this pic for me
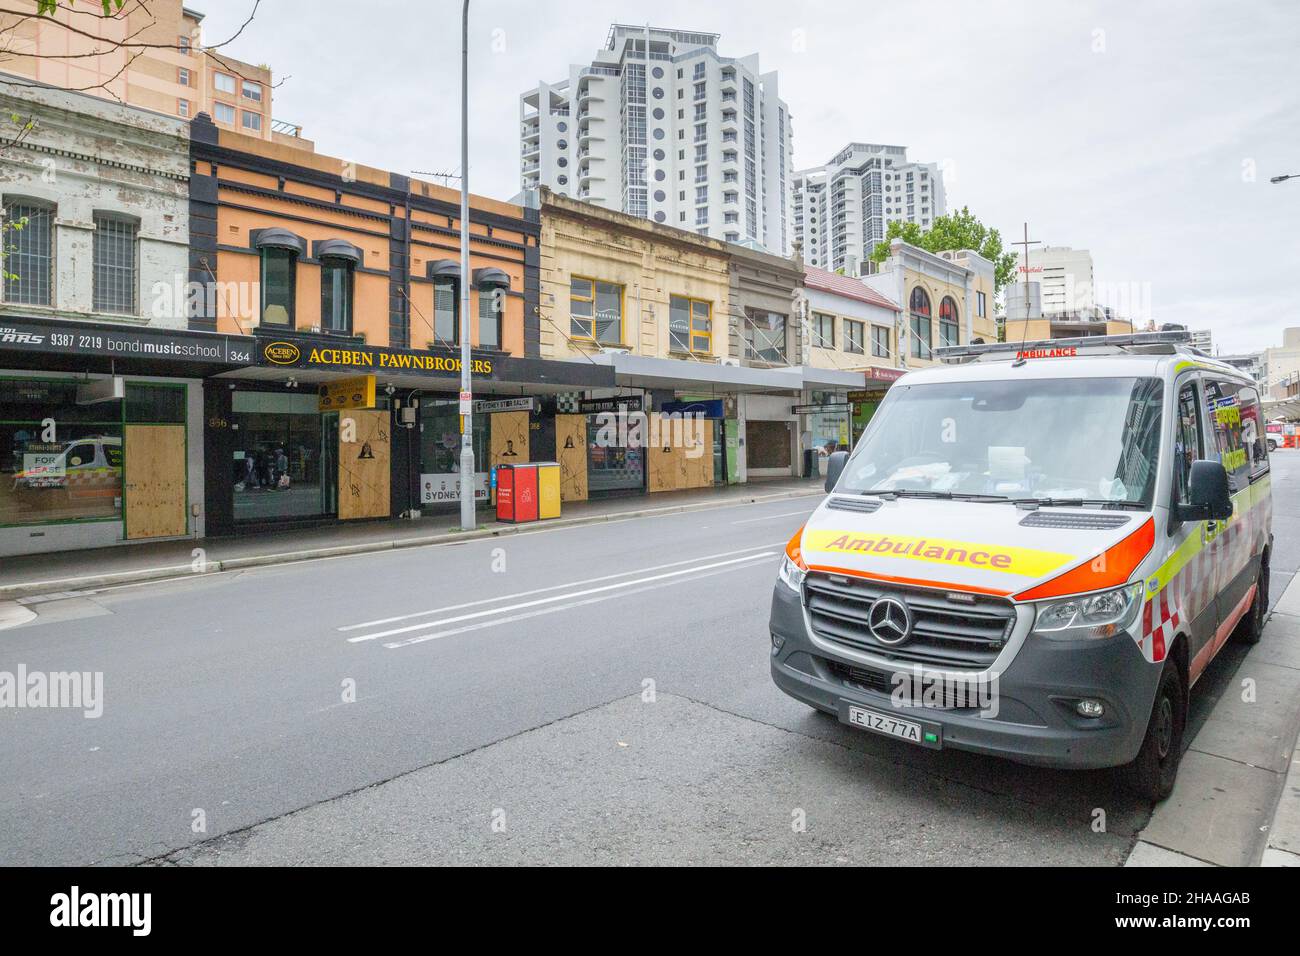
[843,704,940,748]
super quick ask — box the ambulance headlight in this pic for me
[778,554,806,593]
[779,527,808,593]
[1032,583,1144,640]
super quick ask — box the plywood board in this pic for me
[555,414,588,501]
[646,414,714,493]
[490,411,530,468]
[124,424,187,539]
[338,409,390,520]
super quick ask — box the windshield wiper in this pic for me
[857,488,1009,502]
[1011,497,1147,511]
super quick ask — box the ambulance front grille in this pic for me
[803,572,1015,670]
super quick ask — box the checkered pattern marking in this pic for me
[1138,493,1270,663]
[554,393,581,414]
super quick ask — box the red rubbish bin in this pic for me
[496,463,539,523]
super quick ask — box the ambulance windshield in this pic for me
[837,376,1164,508]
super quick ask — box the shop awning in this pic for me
[589,352,805,393]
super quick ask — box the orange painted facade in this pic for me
[194,121,536,358]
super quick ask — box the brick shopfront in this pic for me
[201,332,613,535]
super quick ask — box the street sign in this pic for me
[459,390,473,415]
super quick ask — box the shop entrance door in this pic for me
[124,424,187,539]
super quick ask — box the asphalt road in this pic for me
[2,452,1296,866]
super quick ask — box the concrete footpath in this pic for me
[0,478,822,602]
[1126,576,1300,867]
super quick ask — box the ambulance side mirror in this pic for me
[824,451,849,493]
[1179,459,1233,522]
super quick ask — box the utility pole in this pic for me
[458,0,476,530]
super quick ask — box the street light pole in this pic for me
[458,0,476,530]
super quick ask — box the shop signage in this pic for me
[475,397,535,414]
[0,317,252,366]
[258,337,494,376]
[318,374,376,412]
[420,472,490,503]
[579,395,643,415]
[866,366,907,382]
[660,399,724,418]
[791,402,850,414]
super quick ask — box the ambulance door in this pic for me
[1169,374,1218,668]
[1202,376,1255,628]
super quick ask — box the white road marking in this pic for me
[338,543,783,632]
[730,509,813,525]
[347,551,777,644]
[382,560,774,649]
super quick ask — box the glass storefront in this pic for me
[587,411,645,494]
[809,390,852,457]
[232,391,336,522]
[0,379,123,526]
[419,399,489,507]
[0,378,185,528]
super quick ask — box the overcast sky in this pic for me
[198,0,1299,355]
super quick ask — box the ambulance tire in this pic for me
[1233,550,1269,647]
[1123,662,1186,803]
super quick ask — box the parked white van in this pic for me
[770,332,1273,800]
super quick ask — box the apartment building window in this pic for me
[976,290,987,318]
[694,207,708,225]
[320,258,353,334]
[694,81,706,101]
[694,165,707,183]
[242,110,263,132]
[242,80,262,102]
[1,200,53,306]
[570,276,622,345]
[669,295,712,353]
[939,296,960,348]
[694,103,706,121]
[724,212,738,224]
[695,185,708,204]
[178,35,191,53]
[433,277,458,346]
[694,123,707,143]
[812,313,834,349]
[92,214,137,315]
[744,311,787,363]
[178,67,191,86]
[909,286,932,359]
[845,319,865,355]
[693,61,705,79]
[214,72,236,95]
[871,324,890,358]
[259,247,296,327]
[214,101,236,124]
[177,99,190,117]
[694,144,707,162]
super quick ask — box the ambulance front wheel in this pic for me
[1122,661,1186,803]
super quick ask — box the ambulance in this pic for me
[770,331,1273,800]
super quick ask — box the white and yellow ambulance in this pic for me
[770,331,1273,800]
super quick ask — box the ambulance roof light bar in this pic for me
[935,330,1193,363]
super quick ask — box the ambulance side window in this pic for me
[1204,378,1250,492]
[1173,380,1202,506]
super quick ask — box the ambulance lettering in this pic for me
[802,530,1074,579]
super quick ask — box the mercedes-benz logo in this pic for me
[867,595,913,645]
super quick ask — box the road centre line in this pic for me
[338,543,784,632]
[382,560,775,649]
[730,509,814,525]
[346,552,778,644]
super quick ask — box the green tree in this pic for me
[0,112,39,287]
[870,207,1019,292]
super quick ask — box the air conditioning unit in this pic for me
[599,346,631,355]
[717,357,740,367]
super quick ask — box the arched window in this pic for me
[252,228,307,328]
[474,268,510,351]
[939,296,960,349]
[909,286,931,359]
